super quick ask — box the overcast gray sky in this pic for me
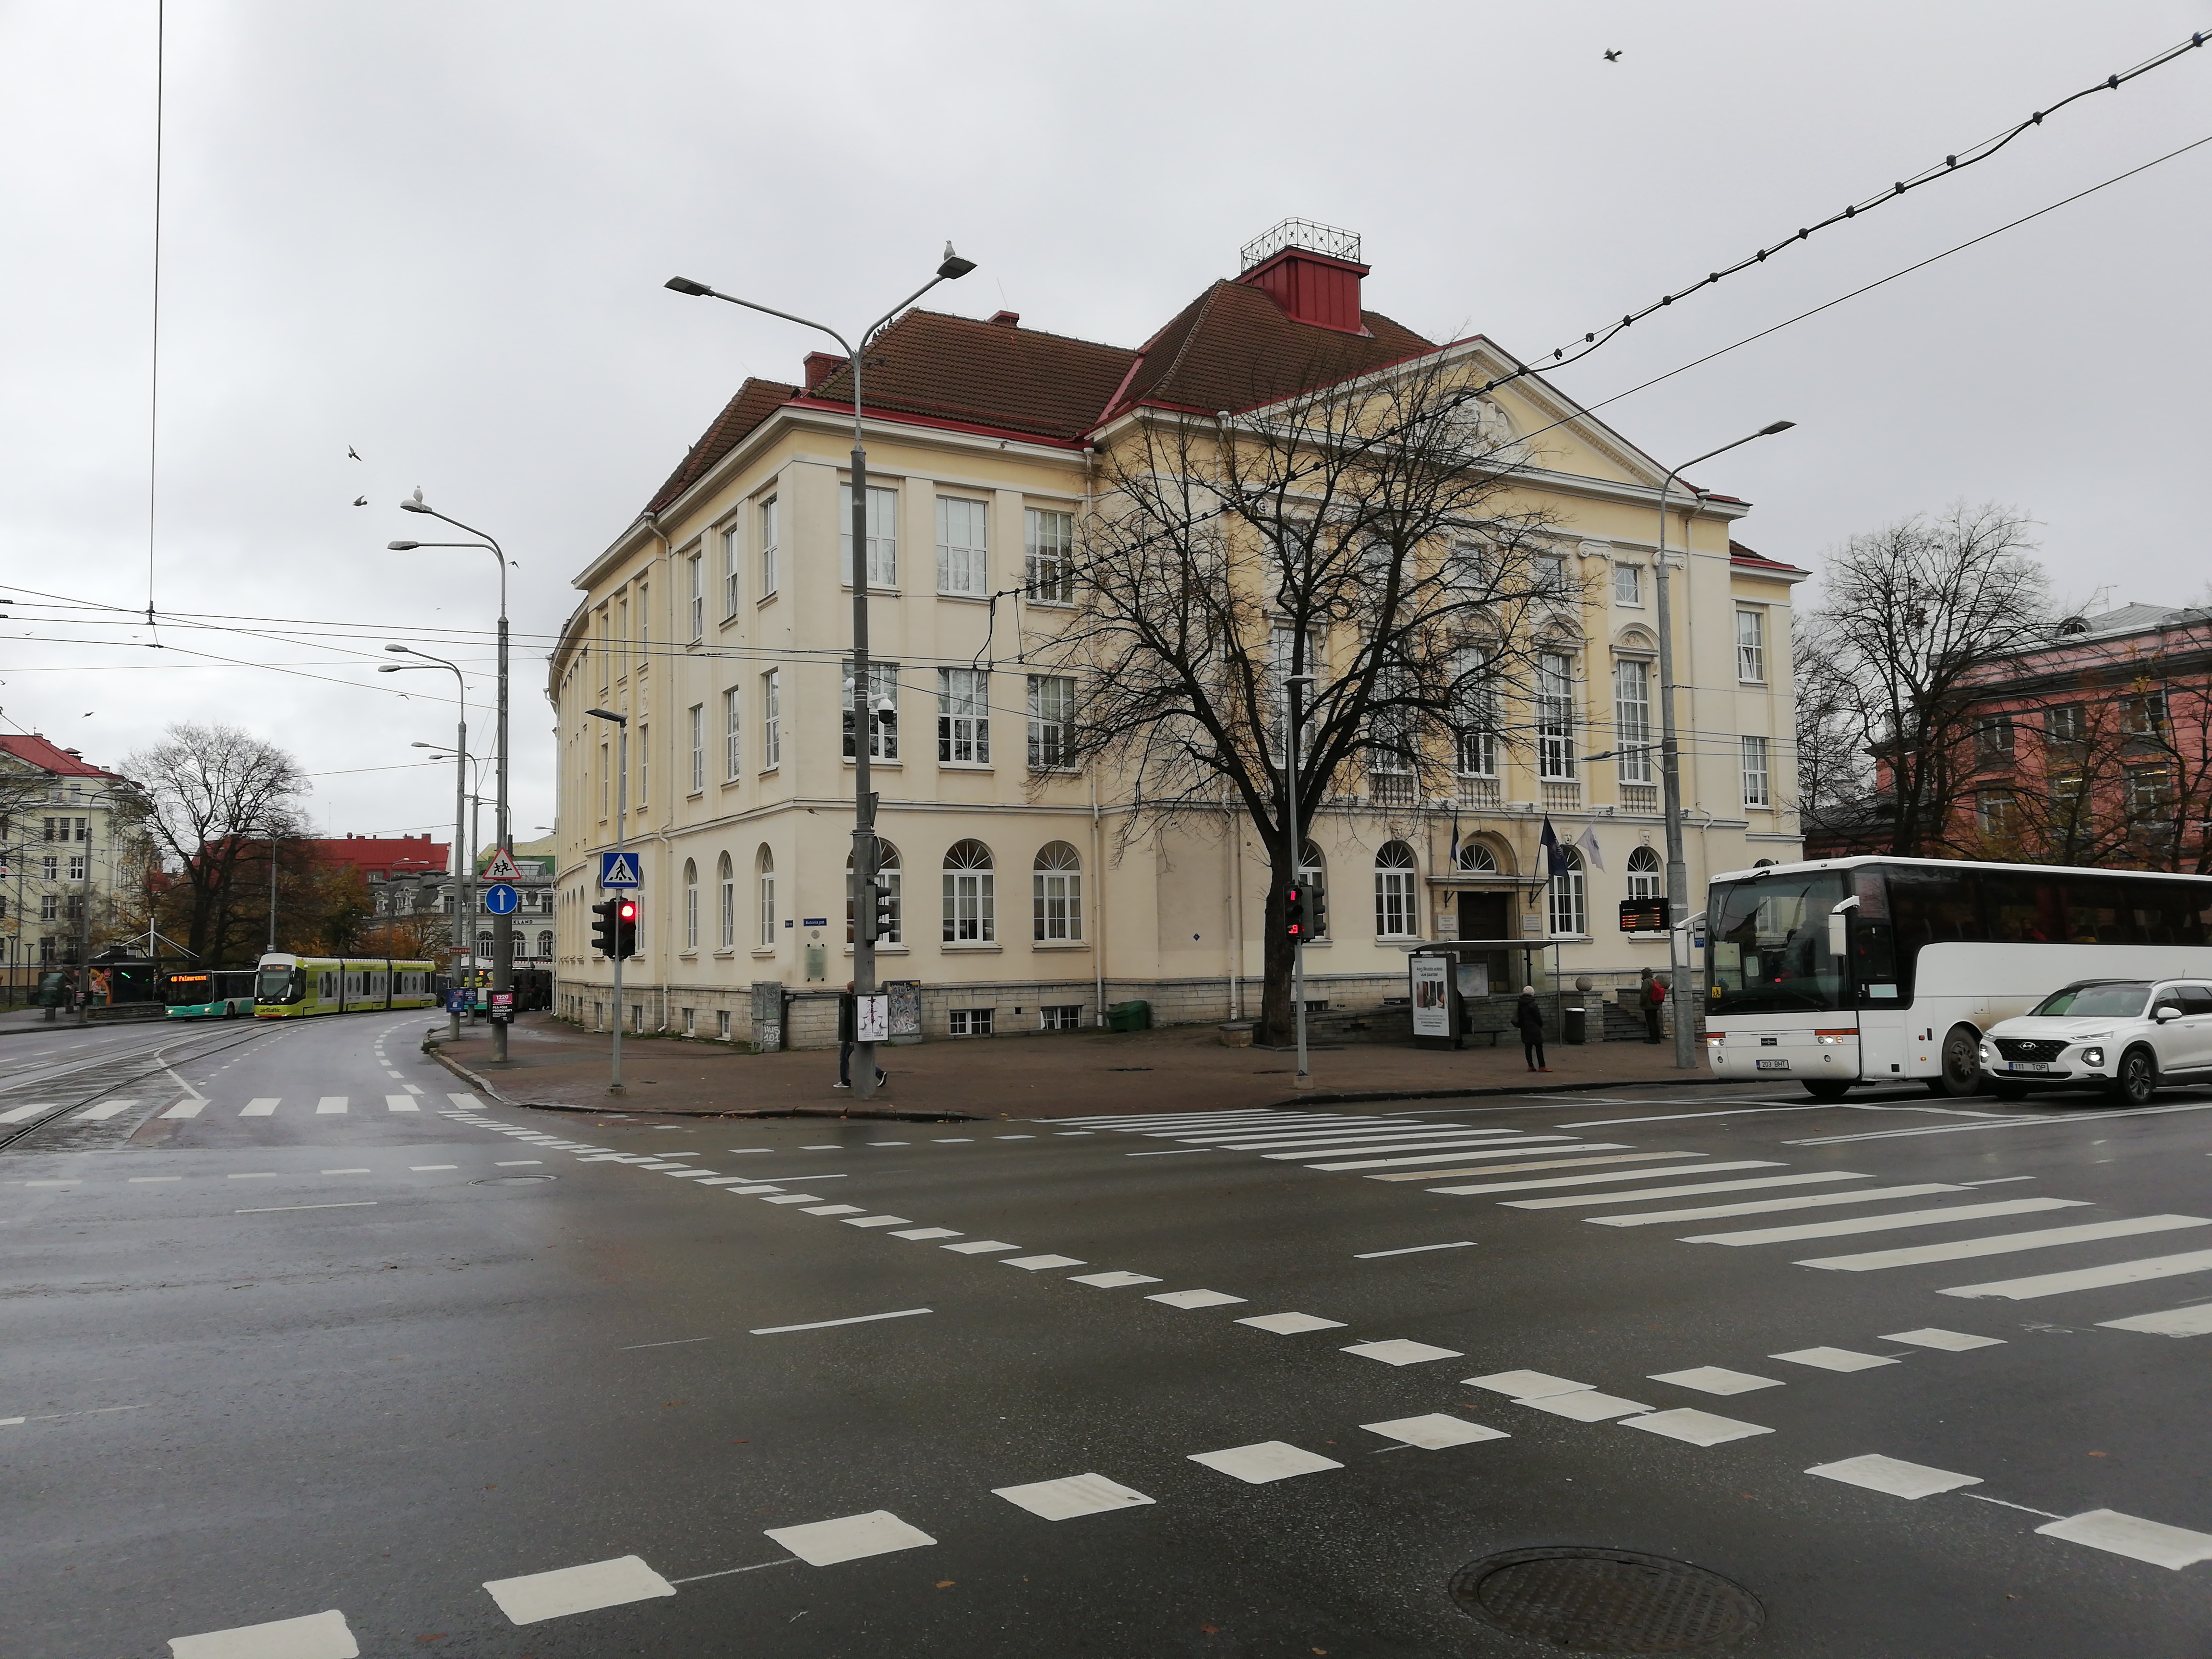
[3,1,2206,847]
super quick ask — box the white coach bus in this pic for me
[1701,856,2212,1100]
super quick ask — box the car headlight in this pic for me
[2081,1046,2104,1068]
[1978,1045,1993,1063]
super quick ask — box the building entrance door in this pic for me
[1458,890,1512,941]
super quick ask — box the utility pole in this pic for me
[586,708,630,1094]
[1286,672,1316,1084]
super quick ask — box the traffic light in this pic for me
[871,874,897,942]
[1308,885,1327,938]
[590,899,618,957]
[1284,885,1307,942]
[615,898,638,959]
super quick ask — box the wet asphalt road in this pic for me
[6,1014,2212,1658]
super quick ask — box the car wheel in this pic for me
[1992,1082,2029,1102]
[1802,1080,1851,1101]
[2107,1047,2158,1106]
[1927,1026,1987,1097]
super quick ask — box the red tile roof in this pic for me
[646,378,799,515]
[311,835,450,877]
[0,733,122,780]
[1729,539,1809,577]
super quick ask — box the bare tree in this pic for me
[1030,351,1561,1044]
[1801,505,2051,857]
[122,723,307,964]
[1788,614,1866,822]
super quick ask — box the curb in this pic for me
[1260,1077,1710,1109]
[425,1041,511,1105]
[507,1101,979,1123]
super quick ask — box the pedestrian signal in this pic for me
[616,898,638,959]
[590,898,619,957]
[1285,886,1307,942]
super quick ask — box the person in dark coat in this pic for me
[1640,966,1667,1044]
[1515,986,1550,1072]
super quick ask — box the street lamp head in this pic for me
[1758,420,1797,436]
[399,487,430,514]
[663,276,713,297]
[937,242,977,280]
[585,707,627,726]
[377,665,402,674]
[387,541,420,551]
[384,643,411,653]
[411,742,437,748]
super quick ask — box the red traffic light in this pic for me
[618,900,638,921]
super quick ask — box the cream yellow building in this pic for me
[548,225,1803,1045]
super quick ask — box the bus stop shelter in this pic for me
[1404,939,1567,1051]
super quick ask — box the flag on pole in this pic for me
[1574,826,1605,871]
[1448,812,1463,871]
[1539,816,1563,880]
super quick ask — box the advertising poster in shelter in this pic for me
[1410,956,1452,1038]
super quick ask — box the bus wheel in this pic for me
[1802,1081,1851,1101]
[2107,1047,2158,1107]
[1927,1026,1986,1097]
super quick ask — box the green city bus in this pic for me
[164,969,260,1020]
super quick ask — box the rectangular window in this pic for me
[2045,704,2085,745]
[1612,563,1642,606]
[723,687,741,780]
[637,723,648,806]
[942,858,994,943]
[1536,652,1576,781]
[1974,715,2015,760]
[636,584,647,669]
[2127,766,2172,815]
[67,854,86,882]
[721,524,741,617]
[599,745,609,818]
[1033,858,1081,942]
[947,1007,994,1037]
[1040,1004,1083,1031]
[843,660,901,761]
[42,817,55,842]
[938,668,990,764]
[1736,609,1766,683]
[1741,734,1771,807]
[688,704,705,793]
[2123,691,2170,738]
[757,867,777,947]
[1533,553,1569,597]
[687,553,704,642]
[40,893,58,922]
[759,496,779,598]
[73,817,88,842]
[1976,790,2013,835]
[937,496,988,597]
[1027,674,1075,769]
[839,484,898,588]
[1455,649,1497,778]
[597,609,608,694]
[617,597,629,680]
[1374,866,1418,939]
[41,854,56,882]
[1024,507,1074,603]
[1613,659,1652,784]
[762,670,780,769]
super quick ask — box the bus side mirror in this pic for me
[1827,913,1849,957]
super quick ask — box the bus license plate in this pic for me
[2010,1061,2053,1073]
[1756,1058,1789,1070]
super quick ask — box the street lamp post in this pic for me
[385,646,470,1040]
[1285,672,1317,1084]
[1653,420,1796,1070]
[391,506,513,1058]
[586,708,628,1094]
[665,245,976,1101]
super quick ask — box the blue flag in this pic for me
[1539,816,1562,879]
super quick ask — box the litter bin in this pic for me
[1562,1005,1587,1046]
[1106,1000,1152,1032]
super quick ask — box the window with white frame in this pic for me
[843,661,900,761]
[1033,842,1082,941]
[1613,658,1652,784]
[636,723,648,807]
[636,584,648,667]
[536,930,553,958]
[1025,507,1074,602]
[688,704,704,794]
[1300,842,1328,939]
[1454,649,1497,777]
[687,552,704,641]
[722,687,741,780]
[1027,674,1075,769]
[1741,734,1772,807]
[948,1007,993,1037]
[1533,553,1569,597]
[1612,562,1643,606]
[942,839,994,942]
[1736,609,1766,682]
[839,484,897,588]
[847,844,902,946]
[717,851,734,948]
[683,858,698,951]
[1268,625,1323,758]
[1457,840,1498,873]
[599,742,609,818]
[758,496,779,598]
[938,668,989,764]
[1374,842,1419,938]
[755,845,776,947]
[1626,844,1662,900]
[761,670,780,769]
[1536,652,1577,780]
[1549,845,1587,937]
[937,497,987,596]
[721,523,741,617]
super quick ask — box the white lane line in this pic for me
[1507,1173,1874,1210]
[1354,1241,1478,1259]
[72,1098,143,1121]
[167,1607,359,1658]
[1370,1152,1674,1182]
[1127,1149,1216,1157]
[1069,1271,1160,1288]
[1884,1327,2006,1351]
[1310,1142,1631,1172]
[20,1180,75,1188]
[992,1473,1156,1521]
[942,1239,1018,1254]
[2034,1510,2212,1569]
[315,1096,347,1115]
[1163,1117,1434,1140]
[1648,1366,1784,1396]
[1770,1346,1897,1372]
[1525,1390,1652,1422]
[1806,1454,1982,1499]
[447,1093,483,1106]
[1188,1441,1343,1484]
[1342,1339,1463,1366]
[890,1227,962,1240]
[1433,1161,1782,1196]
[1464,1370,1593,1400]
[2098,1304,2212,1337]
[1683,1198,2091,1245]
[228,1172,278,1179]
[385,1095,420,1113]
[1790,1100,2212,1145]
[1622,1408,1772,1446]
[1586,1183,1970,1226]
[1558,1106,1836,1128]
[1798,1215,2211,1273]
[1004,1254,1086,1271]
[482,1555,676,1624]
[1362,1414,1509,1449]
[802,1204,866,1216]
[322,1168,372,1175]
[129,1175,183,1183]
[495,1161,543,1167]
[749,1308,932,1335]
[1266,1136,1572,1162]
[841,1215,912,1228]
[1202,1126,1482,1149]
[161,1099,207,1119]
[618,1336,713,1350]
[1237,1311,1347,1334]
[409,1165,458,1172]
[727,1147,776,1154]
[0,1103,56,1123]
[1146,1288,1247,1309]
[764,1510,936,1565]
[1960,1176,2038,1186]
[1941,1248,2212,1301]
[235,1202,379,1214]
[759,1195,824,1205]
[666,1558,797,1584]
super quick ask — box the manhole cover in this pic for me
[472,1175,557,1186]
[1450,1548,1763,1652]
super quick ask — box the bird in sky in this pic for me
[348,445,362,461]
[353,495,368,506]
[1603,48,1622,61]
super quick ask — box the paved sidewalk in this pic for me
[420,1013,1720,1120]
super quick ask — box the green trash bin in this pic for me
[1106,1000,1151,1032]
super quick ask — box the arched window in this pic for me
[755,845,776,949]
[683,858,699,951]
[1374,842,1419,939]
[1456,840,1498,874]
[1549,845,1588,938]
[1626,845,1662,901]
[1033,842,1082,941]
[1299,841,1327,939]
[476,932,493,959]
[536,930,554,958]
[943,839,995,943]
[717,852,734,949]
[848,843,902,946]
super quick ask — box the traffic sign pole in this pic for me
[610,720,626,1094]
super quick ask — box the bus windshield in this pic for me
[2031,981,2151,1019]
[1707,871,1848,1014]
[164,975,214,1006]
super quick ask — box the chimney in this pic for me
[804,351,843,391]
[987,310,1021,327]
[1233,218,1369,336]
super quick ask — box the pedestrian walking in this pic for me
[1515,985,1550,1073]
[833,982,887,1091]
[1640,967,1666,1044]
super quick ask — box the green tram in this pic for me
[164,969,259,1019]
[254,953,439,1020]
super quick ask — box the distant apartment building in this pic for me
[0,733,149,989]
[550,224,1804,1043]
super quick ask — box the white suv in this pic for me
[1980,977,2212,1105]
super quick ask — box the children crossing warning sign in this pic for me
[482,847,523,882]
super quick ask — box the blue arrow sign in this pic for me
[599,851,642,889]
[483,883,519,915]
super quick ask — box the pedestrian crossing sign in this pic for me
[599,851,642,889]
[482,847,522,882]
